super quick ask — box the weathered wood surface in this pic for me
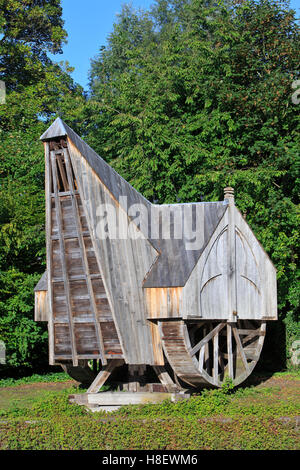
[181,198,277,321]
[68,140,159,365]
[70,391,190,411]
[61,361,97,385]
[145,287,183,319]
[36,118,277,381]
[87,359,124,393]
[44,119,228,288]
[42,141,123,365]
[34,271,49,322]
[63,147,107,366]
[159,319,266,387]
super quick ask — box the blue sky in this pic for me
[52,0,300,91]
[51,1,154,90]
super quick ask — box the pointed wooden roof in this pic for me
[40,118,228,287]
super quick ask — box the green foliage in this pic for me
[0,0,86,372]
[0,0,67,88]
[1,415,298,450]
[0,371,70,388]
[115,382,299,419]
[0,374,299,450]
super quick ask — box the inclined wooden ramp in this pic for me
[47,139,123,366]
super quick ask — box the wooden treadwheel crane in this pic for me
[34,118,277,393]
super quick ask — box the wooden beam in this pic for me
[232,326,250,374]
[213,331,219,385]
[50,151,78,366]
[189,322,226,357]
[227,323,234,379]
[87,359,124,393]
[45,143,55,365]
[63,148,107,366]
[225,187,237,323]
[153,365,178,392]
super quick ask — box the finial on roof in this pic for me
[224,187,234,202]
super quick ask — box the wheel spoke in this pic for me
[199,345,205,373]
[213,331,219,385]
[180,320,266,388]
[189,322,226,356]
[232,326,250,374]
[227,323,234,379]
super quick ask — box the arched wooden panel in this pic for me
[182,205,276,321]
[200,227,228,319]
[233,208,276,320]
[235,227,262,317]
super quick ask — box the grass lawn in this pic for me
[0,370,299,450]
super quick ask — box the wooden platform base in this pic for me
[69,391,191,412]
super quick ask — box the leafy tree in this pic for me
[86,0,299,367]
[0,0,85,374]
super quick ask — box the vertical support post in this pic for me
[199,345,205,373]
[45,143,55,365]
[224,187,237,323]
[213,331,219,385]
[227,323,234,379]
[51,151,78,366]
[205,324,212,375]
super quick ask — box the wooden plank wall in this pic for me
[67,135,276,368]
[68,140,160,365]
[47,142,123,365]
[34,271,49,322]
[34,291,48,322]
[234,208,277,320]
[145,287,183,319]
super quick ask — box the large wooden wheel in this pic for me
[187,320,266,387]
[160,320,266,388]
